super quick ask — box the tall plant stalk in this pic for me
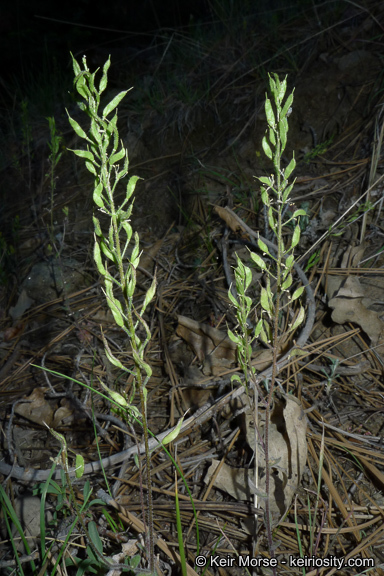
[67,54,156,573]
[228,73,306,567]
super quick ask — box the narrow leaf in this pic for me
[292,209,307,218]
[109,146,126,166]
[93,181,104,208]
[279,76,287,101]
[262,135,273,160]
[162,413,187,445]
[66,114,90,142]
[227,328,241,345]
[127,175,141,201]
[285,156,296,180]
[257,238,270,256]
[228,287,239,307]
[260,287,271,315]
[102,333,125,370]
[281,92,293,119]
[99,379,128,407]
[102,90,128,118]
[93,242,106,276]
[258,176,273,186]
[269,127,276,146]
[254,318,263,338]
[88,521,103,554]
[71,53,81,76]
[282,181,294,204]
[141,273,157,315]
[291,286,305,301]
[285,254,294,270]
[85,160,97,175]
[291,224,301,249]
[75,454,85,478]
[288,306,305,333]
[250,251,267,270]
[265,98,275,127]
[93,216,103,238]
[281,274,292,292]
[99,57,111,93]
[100,240,115,262]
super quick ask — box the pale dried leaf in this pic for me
[329,296,384,345]
[15,387,54,426]
[204,394,307,530]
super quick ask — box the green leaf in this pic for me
[254,318,263,338]
[250,251,267,270]
[260,287,271,315]
[102,90,128,118]
[102,333,126,370]
[105,278,125,326]
[258,176,272,186]
[90,118,103,146]
[281,274,292,292]
[268,74,277,97]
[141,273,157,315]
[109,145,126,166]
[288,306,305,333]
[99,57,111,93]
[93,216,103,237]
[66,114,90,142]
[228,287,239,307]
[126,267,137,298]
[262,136,273,160]
[88,521,103,554]
[260,321,270,345]
[100,240,115,262]
[265,98,275,127]
[279,118,288,151]
[93,242,106,276]
[281,91,294,119]
[122,220,133,244]
[162,413,187,445]
[99,379,128,407]
[75,76,89,100]
[268,207,277,233]
[69,148,95,163]
[285,254,294,270]
[292,209,307,218]
[227,328,241,345]
[93,181,104,208]
[257,238,270,257]
[127,175,140,201]
[279,75,287,101]
[71,53,81,76]
[75,454,85,478]
[291,224,301,249]
[231,374,242,386]
[285,156,296,180]
[85,161,97,175]
[282,181,294,204]
[261,187,270,206]
[269,127,276,146]
[291,286,305,301]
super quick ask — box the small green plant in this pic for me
[66,54,157,573]
[304,133,334,163]
[328,199,374,237]
[320,357,341,395]
[228,73,306,571]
